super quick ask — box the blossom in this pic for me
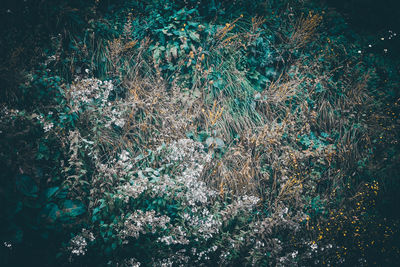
[68,229,95,257]
[310,242,318,251]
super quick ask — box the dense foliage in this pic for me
[1,0,399,266]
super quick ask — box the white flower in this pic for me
[119,150,130,162]
[290,251,298,259]
[310,242,318,251]
[43,122,54,132]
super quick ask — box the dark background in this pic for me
[325,0,400,33]
[325,0,400,57]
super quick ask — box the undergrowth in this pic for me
[1,0,399,266]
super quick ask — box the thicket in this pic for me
[1,0,399,266]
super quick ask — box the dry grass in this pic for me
[83,9,381,217]
[289,11,322,49]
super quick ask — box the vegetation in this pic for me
[1,0,399,266]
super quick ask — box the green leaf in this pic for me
[40,203,60,223]
[206,137,225,149]
[214,137,225,149]
[16,174,38,197]
[153,48,162,63]
[189,31,200,42]
[186,131,195,139]
[171,45,178,59]
[44,186,60,200]
[197,131,209,142]
[205,137,215,148]
[62,200,86,217]
[320,132,329,138]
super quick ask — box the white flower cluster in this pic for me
[220,194,260,220]
[240,195,260,208]
[70,78,113,109]
[68,228,95,256]
[123,258,141,267]
[0,106,19,119]
[166,139,215,206]
[68,78,129,130]
[104,105,127,129]
[117,179,148,201]
[192,245,218,261]
[147,173,176,199]
[3,241,12,249]
[157,226,189,245]
[188,208,222,240]
[154,249,190,267]
[115,139,225,249]
[176,162,216,206]
[166,139,212,166]
[32,113,55,133]
[120,210,170,240]
[115,150,135,172]
[310,242,318,251]
[89,150,135,203]
[43,121,54,132]
[118,139,216,205]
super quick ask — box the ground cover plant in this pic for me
[1,0,399,266]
